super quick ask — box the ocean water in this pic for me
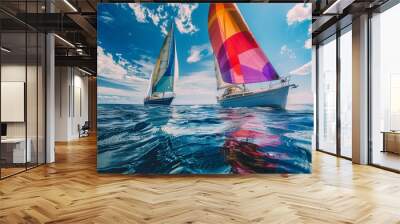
[97,104,313,174]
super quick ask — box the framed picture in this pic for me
[97,3,313,174]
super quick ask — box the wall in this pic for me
[1,64,43,139]
[55,67,89,141]
[1,62,46,165]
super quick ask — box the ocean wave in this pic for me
[97,104,313,174]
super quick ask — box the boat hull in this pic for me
[219,85,291,109]
[144,96,174,105]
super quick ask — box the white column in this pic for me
[55,67,74,141]
[46,32,55,163]
[352,14,369,164]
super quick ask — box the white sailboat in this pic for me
[208,3,297,109]
[144,25,179,105]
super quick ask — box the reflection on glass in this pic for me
[27,31,38,169]
[318,37,337,154]
[1,31,27,177]
[371,4,400,171]
[38,33,46,165]
[390,75,400,130]
[0,1,47,179]
[340,29,352,158]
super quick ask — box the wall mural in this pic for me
[97,3,313,174]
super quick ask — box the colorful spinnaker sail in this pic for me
[208,3,280,84]
[214,57,233,90]
[146,25,178,97]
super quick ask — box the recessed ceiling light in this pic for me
[1,47,11,53]
[54,34,75,48]
[63,0,78,12]
[323,0,354,15]
[78,67,93,76]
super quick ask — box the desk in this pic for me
[382,131,400,154]
[1,138,31,163]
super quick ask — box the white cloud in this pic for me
[186,44,211,63]
[289,61,312,76]
[97,46,156,104]
[287,90,313,105]
[97,46,127,80]
[147,10,160,25]
[98,86,133,97]
[128,3,147,23]
[304,38,311,49]
[287,3,311,25]
[127,3,169,35]
[168,3,199,34]
[98,87,132,104]
[134,57,154,77]
[98,79,149,104]
[308,24,312,34]
[126,3,198,36]
[174,71,218,105]
[98,46,154,82]
[100,11,114,24]
[160,20,169,36]
[280,45,296,59]
[97,59,216,105]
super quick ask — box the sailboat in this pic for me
[144,25,179,105]
[208,3,297,109]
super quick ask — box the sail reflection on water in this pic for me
[221,109,311,174]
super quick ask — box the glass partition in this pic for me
[38,32,45,165]
[27,30,38,169]
[1,30,28,177]
[0,1,46,179]
[317,35,337,154]
[371,3,400,171]
[339,27,352,158]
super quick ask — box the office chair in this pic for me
[79,121,90,138]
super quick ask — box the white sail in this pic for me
[146,25,176,97]
[154,34,171,86]
[173,39,179,91]
[146,57,161,97]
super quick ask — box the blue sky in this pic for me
[97,3,312,105]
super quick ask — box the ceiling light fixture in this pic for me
[54,34,75,48]
[63,0,78,12]
[78,67,93,76]
[1,47,11,53]
[322,0,354,15]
